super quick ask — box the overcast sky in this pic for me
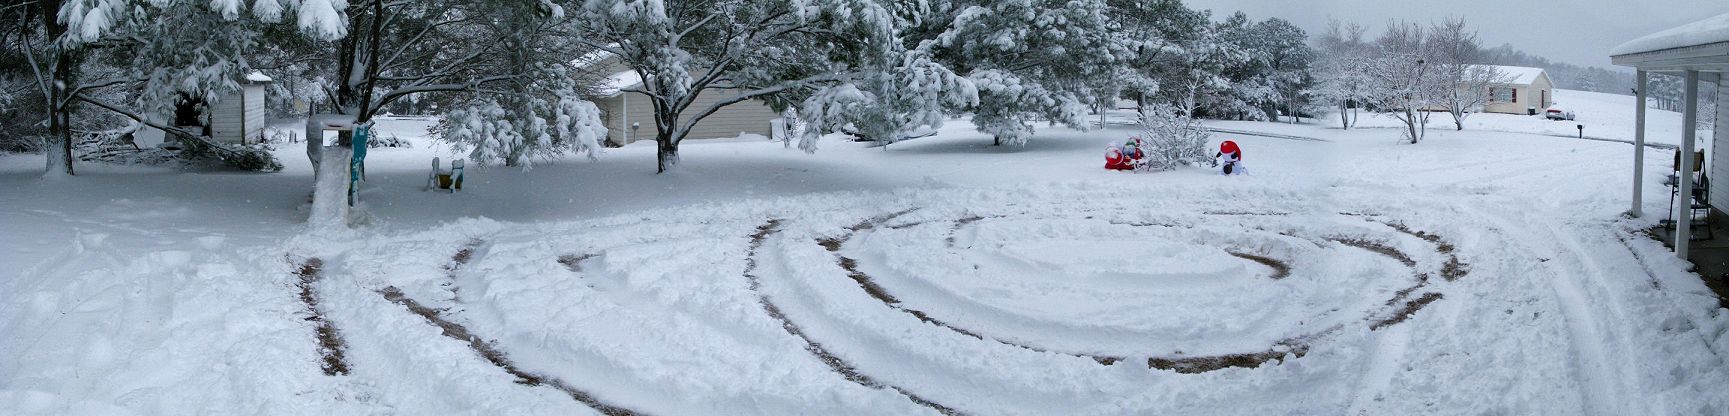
[1182,0,1729,69]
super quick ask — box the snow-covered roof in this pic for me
[595,70,643,97]
[244,71,273,82]
[1471,65,1546,85]
[571,44,622,70]
[1612,12,1729,56]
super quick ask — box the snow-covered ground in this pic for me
[3,90,1727,415]
[1346,89,1709,147]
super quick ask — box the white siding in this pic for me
[243,84,266,142]
[1712,77,1729,211]
[207,85,268,144]
[599,90,777,145]
[209,90,246,143]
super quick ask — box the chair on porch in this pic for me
[1664,149,1713,240]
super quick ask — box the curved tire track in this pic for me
[746,220,963,415]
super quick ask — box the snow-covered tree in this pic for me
[931,0,1125,146]
[1312,19,1372,130]
[435,6,605,167]
[1431,17,1511,131]
[1252,18,1314,123]
[795,50,977,148]
[1362,21,1445,144]
[19,0,330,174]
[1137,103,1211,171]
[1207,12,1278,121]
[572,0,909,172]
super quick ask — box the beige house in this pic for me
[582,54,781,146]
[1477,65,1554,115]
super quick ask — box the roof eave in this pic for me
[1612,41,1729,72]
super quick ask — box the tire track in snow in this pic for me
[293,257,350,376]
[831,214,1319,373]
[746,219,964,416]
[381,243,646,415]
[1378,221,1471,281]
[1464,204,1639,415]
[378,286,644,416]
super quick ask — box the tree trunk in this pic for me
[993,135,1002,146]
[1338,101,1350,130]
[42,0,74,176]
[1404,109,1421,144]
[656,134,679,173]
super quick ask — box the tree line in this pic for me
[2,0,1336,175]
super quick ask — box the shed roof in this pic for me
[595,70,643,97]
[1612,12,1729,56]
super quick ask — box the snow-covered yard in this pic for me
[3,90,1727,415]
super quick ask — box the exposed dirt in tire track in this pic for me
[1147,343,1310,374]
[1328,237,1417,267]
[1370,292,1445,331]
[379,286,643,416]
[1380,221,1471,281]
[746,219,963,415]
[1227,252,1292,279]
[293,257,350,376]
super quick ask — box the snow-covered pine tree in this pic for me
[931,0,1125,146]
[437,65,607,167]
[1251,18,1314,123]
[1208,12,1277,121]
[436,5,605,168]
[794,50,977,150]
[1103,0,1197,112]
[572,0,906,173]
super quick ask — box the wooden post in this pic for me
[1677,70,1699,257]
[1633,71,1646,218]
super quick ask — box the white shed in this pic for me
[134,72,273,148]
[1612,12,1729,257]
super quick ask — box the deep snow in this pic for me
[2,89,1726,415]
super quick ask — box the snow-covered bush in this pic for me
[1137,105,1212,171]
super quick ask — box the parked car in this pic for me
[1545,107,1576,121]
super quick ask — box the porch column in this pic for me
[1633,70,1647,217]
[1677,70,1699,257]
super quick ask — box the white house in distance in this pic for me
[135,72,272,148]
[1612,11,1729,257]
[579,52,781,146]
[1475,65,1554,115]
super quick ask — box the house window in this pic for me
[1491,88,1514,102]
[1512,88,1518,103]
